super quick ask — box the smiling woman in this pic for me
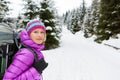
[3,19,48,80]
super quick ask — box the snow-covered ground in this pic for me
[42,26,120,80]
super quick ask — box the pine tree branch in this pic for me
[104,43,120,50]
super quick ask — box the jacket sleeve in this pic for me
[3,48,41,80]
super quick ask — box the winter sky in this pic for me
[7,0,92,17]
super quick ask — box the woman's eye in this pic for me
[40,31,45,34]
[34,31,38,33]
[33,31,45,34]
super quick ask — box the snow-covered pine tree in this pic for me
[64,10,72,30]
[39,0,61,50]
[79,0,86,24]
[0,0,10,19]
[63,0,86,34]
[70,9,80,34]
[22,0,39,26]
[83,0,100,38]
[95,0,120,43]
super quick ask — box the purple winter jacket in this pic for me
[3,29,45,80]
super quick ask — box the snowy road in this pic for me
[43,27,120,80]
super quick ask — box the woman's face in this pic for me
[30,28,46,44]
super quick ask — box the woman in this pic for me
[3,19,48,80]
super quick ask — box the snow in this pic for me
[103,37,120,49]
[42,25,120,80]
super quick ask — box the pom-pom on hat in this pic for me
[26,19,46,35]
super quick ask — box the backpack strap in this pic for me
[19,43,38,62]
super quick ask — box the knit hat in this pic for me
[26,19,46,35]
